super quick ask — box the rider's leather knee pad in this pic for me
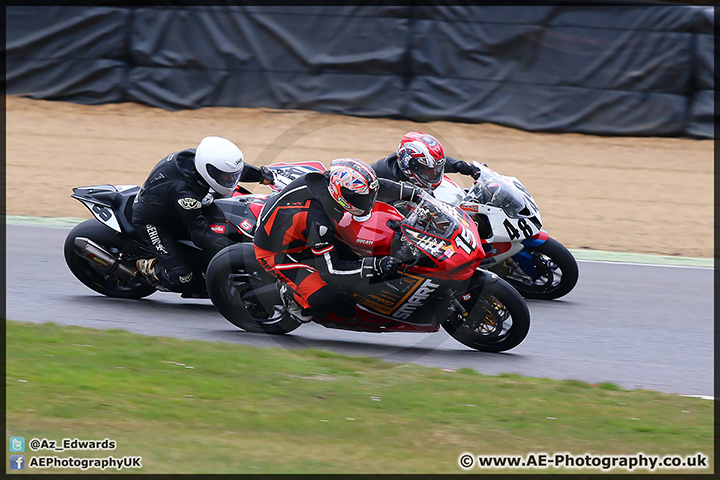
[160,264,198,293]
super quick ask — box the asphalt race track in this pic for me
[6,223,713,397]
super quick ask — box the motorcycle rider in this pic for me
[253,158,420,321]
[132,136,273,294]
[371,131,482,190]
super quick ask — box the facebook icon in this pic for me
[10,455,25,470]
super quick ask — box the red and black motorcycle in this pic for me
[206,162,531,352]
[64,162,530,352]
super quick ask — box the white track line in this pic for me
[576,259,713,270]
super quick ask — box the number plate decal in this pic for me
[83,201,121,232]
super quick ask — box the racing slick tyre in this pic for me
[206,245,301,335]
[64,219,156,299]
[443,276,530,353]
[503,237,578,300]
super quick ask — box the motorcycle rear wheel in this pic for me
[63,219,156,299]
[502,237,578,300]
[443,278,530,353]
[205,246,300,335]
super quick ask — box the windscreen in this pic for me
[404,192,460,238]
[467,169,528,218]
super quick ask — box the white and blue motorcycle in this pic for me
[434,163,578,300]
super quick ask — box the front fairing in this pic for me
[459,166,542,243]
[347,272,451,328]
[433,175,464,206]
[399,193,483,280]
[466,167,540,220]
[336,192,484,281]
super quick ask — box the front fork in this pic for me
[504,230,550,277]
[449,268,501,313]
[448,269,505,334]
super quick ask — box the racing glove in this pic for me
[201,188,224,206]
[201,192,215,207]
[471,163,489,181]
[260,166,275,185]
[361,256,400,279]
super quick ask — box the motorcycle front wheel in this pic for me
[205,246,300,335]
[63,219,156,299]
[443,278,530,353]
[502,237,578,300]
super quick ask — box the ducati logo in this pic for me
[393,279,441,320]
[178,198,201,210]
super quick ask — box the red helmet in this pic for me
[327,158,380,217]
[396,132,446,189]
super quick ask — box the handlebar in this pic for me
[394,241,414,263]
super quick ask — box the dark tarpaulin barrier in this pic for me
[695,25,714,91]
[129,7,408,73]
[408,21,693,88]
[539,4,705,31]
[410,4,701,30]
[6,59,127,104]
[128,68,406,116]
[126,6,409,112]
[406,76,687,135]
[686,8,714,138]
[5,6,130,103]
[687,90,714,138]
[5,5,714,138]
[406,5,701,135]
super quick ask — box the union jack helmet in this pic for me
[327,158,379,217]
[396,131,446,189]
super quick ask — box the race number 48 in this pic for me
[503,218,534,240]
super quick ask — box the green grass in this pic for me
[5,320,714,474]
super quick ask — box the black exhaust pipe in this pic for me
[73,237,138,282]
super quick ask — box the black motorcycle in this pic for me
[63,183,269,299]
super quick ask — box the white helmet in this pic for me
[194,136,245,195]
